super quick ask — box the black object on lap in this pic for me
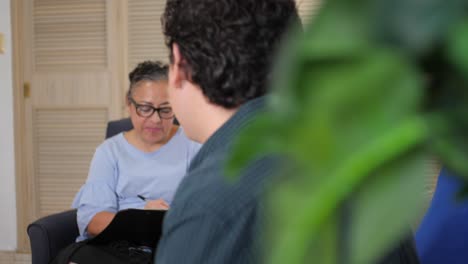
[88,209,166,248]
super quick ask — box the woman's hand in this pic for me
[144,199,170,210]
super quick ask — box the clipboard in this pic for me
[88,209,166,248]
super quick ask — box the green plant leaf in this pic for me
[349,150,428,264]
[264,117,427,264]
[447,19,468,75]
[224,1,447,263]
[427,18,468,179]
[428,110,468,178]
[373,0,466,56]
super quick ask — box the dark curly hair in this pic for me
[127,60,169,100]
[162,0,300,108]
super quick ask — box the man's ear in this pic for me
[171,43,186,88]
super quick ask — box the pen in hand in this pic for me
[138,195,170,210]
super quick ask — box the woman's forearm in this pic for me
[87,211,116,237]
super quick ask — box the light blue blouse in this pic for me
[72,127,201,241]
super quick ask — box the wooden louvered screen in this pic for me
[296,0,322,25]
[34,108,107,216]
[413,156,441,228]
[128,0,168,70]
[33,0,107,71]
[426,157,441,196]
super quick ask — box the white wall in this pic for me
[0,0,17,251]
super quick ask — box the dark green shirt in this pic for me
[155,97,271,264]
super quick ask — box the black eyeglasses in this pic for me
[128,97,174,119]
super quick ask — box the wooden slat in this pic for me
[426,156,441,197]
[33,0,107,70]
[127,0,168,70]
[34,108,107,216]
[296,0,322,25]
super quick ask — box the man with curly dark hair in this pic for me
[154,0,424,263]
[155,0,300,263]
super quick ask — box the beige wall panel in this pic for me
[31,72,110,106]
[33,0,107,71]
[33,107,107,216]
[128,0,168,70]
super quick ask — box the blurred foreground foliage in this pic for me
[227,0,468,263]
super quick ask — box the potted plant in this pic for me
[228,0,468,263]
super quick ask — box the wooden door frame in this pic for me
[11,0,34,252]
[107,0,128,120]
[11,0,128,252]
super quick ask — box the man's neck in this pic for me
[197,104,238,143]
[179,82,239,144]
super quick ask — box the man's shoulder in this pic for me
[172,154,279,218]
[173,154,226,206]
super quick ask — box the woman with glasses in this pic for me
[71,60,201,243]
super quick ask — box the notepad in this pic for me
[88,209,166,248]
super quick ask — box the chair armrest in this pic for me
[27,209,79,264]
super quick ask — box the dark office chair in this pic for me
[27,118,133,264]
